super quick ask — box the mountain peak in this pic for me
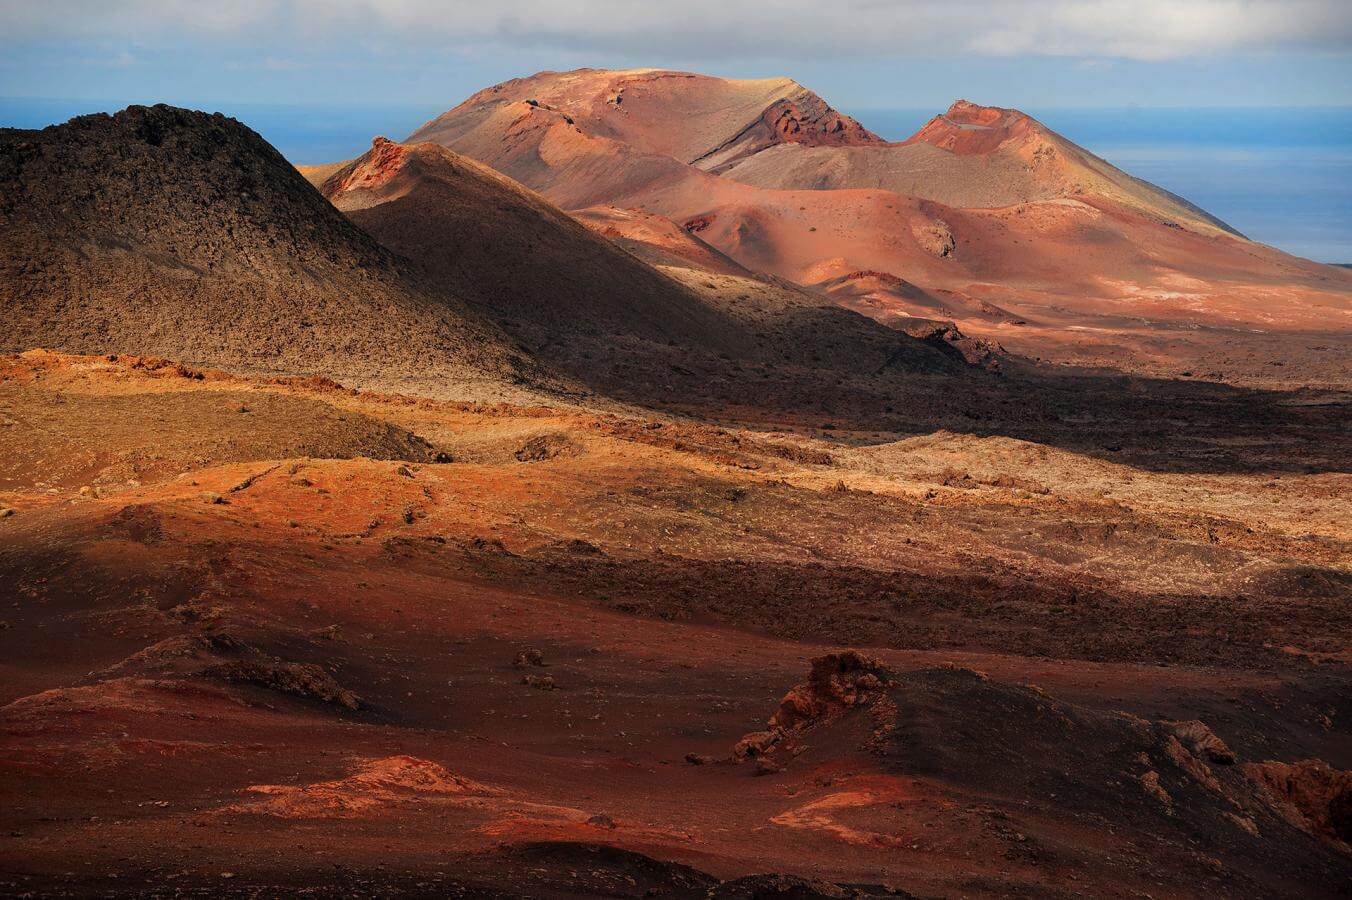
[943,100,1024,126]
[321,135,413,199]
[411,68,878,174]
[904,100,1040,155]
[0,104,531,394]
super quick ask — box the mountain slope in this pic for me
[404,70,1352,386]
[570,205,755,277]
[0,105,537,398]
[306,136,990,411]
[719,99,1241,236]
[315,137,747,354]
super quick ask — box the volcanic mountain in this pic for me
[300,133,997,412]
[406,69,1352,387]
[412,68,880,176]
[0,105,538,399]
[309,136,747,358]
[718,99,1239,235]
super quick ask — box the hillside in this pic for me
[316,137,747,355]
[304,134,991,413]
[0,105,539,399]
[404,69,1352,387]
[720,100,1243,236]
[3,350,1349,897]
[571,205,756,277]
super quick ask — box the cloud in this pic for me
[1,0,1349,61]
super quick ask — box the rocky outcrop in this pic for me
[734,651,893,760]
[207,659,362,710]
[1245,759,1352,845]
[694,89,881,173]
[911,219,956,258]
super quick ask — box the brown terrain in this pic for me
[0,77,1349,900]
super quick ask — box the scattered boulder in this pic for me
[514,648,546,668]
[733,730,781,761]
[464,536,514,556]
[734,651,892,762]
[911,219,956,258]
[754,758,784,776]
[521,673,556,690]
[1140,770,1172,808]
[515,433,575,462]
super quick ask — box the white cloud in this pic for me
[1,0,1348,61]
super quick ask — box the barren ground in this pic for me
[2,352,1348,897]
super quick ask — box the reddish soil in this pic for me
[1,353,1348,897]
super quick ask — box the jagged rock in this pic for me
[207,660,361,710]
[733,730,780,761]
[1245,759,1352,844]
[768,650,892,732]
[734,651,892,762]
[1165,720,1236,764]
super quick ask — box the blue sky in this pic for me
[1,1,1349,112]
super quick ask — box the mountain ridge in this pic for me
[396,68,1352,386]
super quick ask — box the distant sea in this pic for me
[4,99,1350,264]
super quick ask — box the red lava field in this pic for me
[1,69,1350,899]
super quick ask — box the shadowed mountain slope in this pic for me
[304,135,990,409]
[316,137,748,354]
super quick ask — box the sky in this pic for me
[0,1,1350,112]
